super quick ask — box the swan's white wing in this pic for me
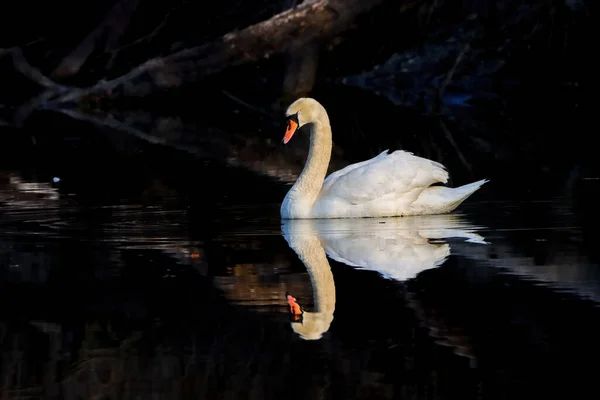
[321,150,449,205]
[322,150,390,191]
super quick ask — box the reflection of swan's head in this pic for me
[283,97,327,144]
[287,292,335,341]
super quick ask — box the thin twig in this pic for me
[439,119,472,174]
[51,0,140,79]
[221,90,276,120]
[115,9,173,53]
[438,43,470,101]
[53,108,209,157]
[24,37,46,47]
[106,9,173,70]
[50,58,166,104]
[424,0,440,26]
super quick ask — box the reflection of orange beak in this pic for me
[283,119,298,144]
[286,293,303,319]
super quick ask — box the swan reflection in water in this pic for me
[281,214,488,340]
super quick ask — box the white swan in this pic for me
[280,97,488,219]
[282,214,487,340]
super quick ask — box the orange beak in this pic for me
[283,119,299,144]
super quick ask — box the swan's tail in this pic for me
[412,179,489,214]
[450,179,489,200]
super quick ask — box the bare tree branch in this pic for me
[0,48,69,126]
[4,47,68,90]
[51,0,140,80]
[3,0,387,127]
[164,0,386,77]
[50,58,166,104]
[50,0,387,102]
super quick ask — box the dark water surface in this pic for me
[1,143,600,399]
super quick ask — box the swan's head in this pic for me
[283,97,325,144]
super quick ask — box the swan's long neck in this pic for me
[283,115,332,218]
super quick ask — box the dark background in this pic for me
[1,0,596,199]
[1,2,599,399]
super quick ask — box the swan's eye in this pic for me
[288,112,299,125]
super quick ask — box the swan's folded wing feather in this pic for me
[321,150,449,205]
[322,150,389,191]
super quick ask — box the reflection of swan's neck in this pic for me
[286,232,336,340]
[283,115,332,217]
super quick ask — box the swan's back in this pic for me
[315,150,449,217]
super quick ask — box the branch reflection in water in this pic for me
[281,214,488,340]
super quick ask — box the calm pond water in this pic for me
[1,132,600,399]
[2,165,600,400]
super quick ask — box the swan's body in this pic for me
[280,97,488,219]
